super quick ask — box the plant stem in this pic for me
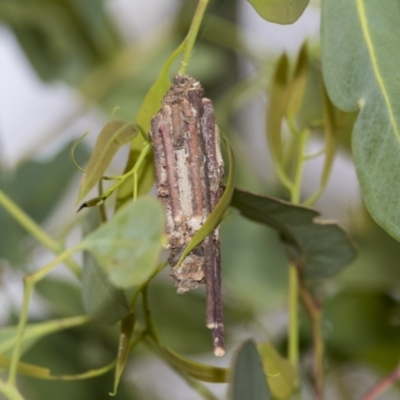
[299,281,324,400]
[0,190,81,279]
[0,380,25,400]
[360,367,400,400]
[178,0,209,75]
[287,129,309,387]
[7,246,79,386]
[288,263,299,369]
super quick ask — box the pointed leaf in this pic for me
[81,197,166,288]
[162,346,229,383]
[78,120,138,202]
[322,0,400,241]
[258,343,296,400]
[111,313,135,395]
[230,188,357,278]
[82,253,131,325]
[247,0,309,24]
[229,339,271,400]
[116,41,185,209]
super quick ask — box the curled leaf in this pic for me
[78,121,138,202]
[258,343,296,400]
[116,41,186,209]
[111,313,135,395]
[162,346,229,383]
[230,188,357,278]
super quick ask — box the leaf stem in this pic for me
[288,263,299,369]
[299,281,324,400]
[287,129,309,387]
[359,367,400,400]
[0,190,81,279]
[7,246,80,386]
[0,380,25,400]
[178,0,209,75]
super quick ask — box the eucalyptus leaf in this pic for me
[81,197,166,288]
[247,0,308,24]
[230,188,357,278]
[112,313,135,395]
[82,253,131,325]
[321,0,400,241]
[229,339,271,400]
[116,41,185,210]
[162,346,228,383]
[258,343,296,400]
[78,120,138,202]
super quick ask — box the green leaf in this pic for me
[229,339,271,400]
[321,0,400,241]
[247,0,309,24]
[115,41,185,209]
[82,253,131,325]
[78,121,138,202]
[176,133,235,266]
[258,343,296,400]
[0,316,91,356]
[111,313,135,395]
[81,197,166,288]
[230,188,357,278]
[161,346,228,383]
[135,41,185,132]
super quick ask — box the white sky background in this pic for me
[0,2,363,399]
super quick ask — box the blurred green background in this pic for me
[1,1,400,399]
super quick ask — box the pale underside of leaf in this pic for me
[82,197,165,288]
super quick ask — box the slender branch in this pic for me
[178,0,209,75]
[0,190,81,279]
[360,367,400,400]
[299,280,324,400]
[288,263,299,370]
[7,247,79,386]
